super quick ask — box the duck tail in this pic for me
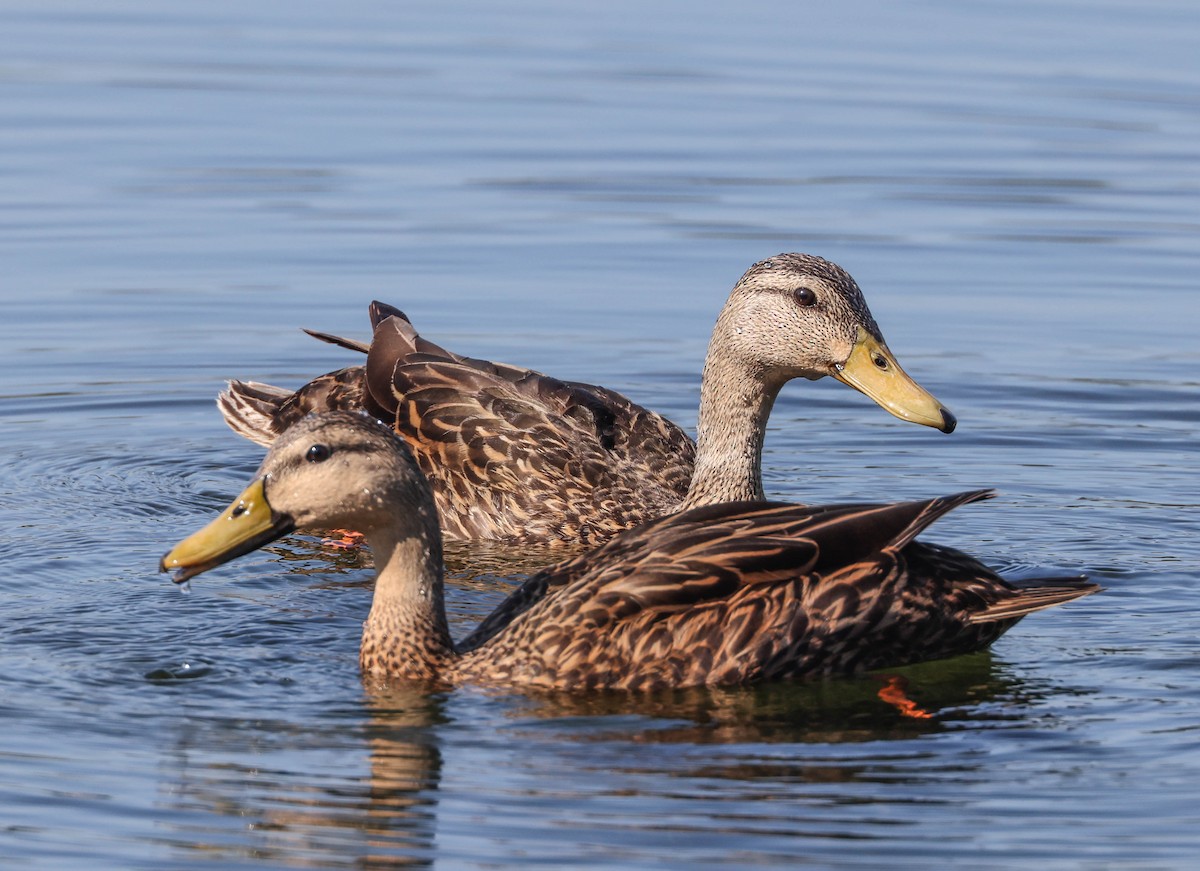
[369,300,409,328]
[216,380,291,447]
[300,301,411,354]
[968,575,1101,623]
[302,329,371,354]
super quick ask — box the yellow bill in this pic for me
[833,327,956,433]
[160,477,294,584]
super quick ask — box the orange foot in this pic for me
[323,529,365,550]
[877,675,934,720]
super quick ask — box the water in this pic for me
[2,0,1198,867]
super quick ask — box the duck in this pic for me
[217,254,956,546]
[161,412,1098,691]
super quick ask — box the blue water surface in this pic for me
[1,1,1198,867]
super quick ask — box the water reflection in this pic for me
[154,652,1068,866]
[355,685,447,869]
[260,530,583,580]
[1,0,1196,865]
[162,685,446,868]
[499,652,1040,748]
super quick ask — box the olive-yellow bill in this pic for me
[160,478,294,584]
[833,327,955,433]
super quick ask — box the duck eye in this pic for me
[793,287,817,307]
[305,443,332,463]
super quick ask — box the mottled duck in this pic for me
[218,254,955,545]
[162,412,1097,691]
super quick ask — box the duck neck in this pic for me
[681,323,784,509]
[360,506,456,681]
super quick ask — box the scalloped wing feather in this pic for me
[455,492,1098,689]
[220,304,697,543]
[366,313,696,543]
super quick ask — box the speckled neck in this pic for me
[680,317,783,509]
[358,509,456,681]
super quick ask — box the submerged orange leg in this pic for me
[322,529,366,550]
[877,675,934,720]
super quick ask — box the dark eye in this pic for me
[793,287,817,307]
[306,443,332,463]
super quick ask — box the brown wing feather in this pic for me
[455,495,958,653]
[218,302,697,543]
[366,312,695,543]
[457,492,1099,689]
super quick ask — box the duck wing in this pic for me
[460,491,1098,689]
[366,308,695,543]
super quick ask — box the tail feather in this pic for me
[369,301,408,327]
[219,303,409,449]
[969,575,1100,623]
[216,380,290,447]
[303,329,370,354]
[300,301,410,354]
